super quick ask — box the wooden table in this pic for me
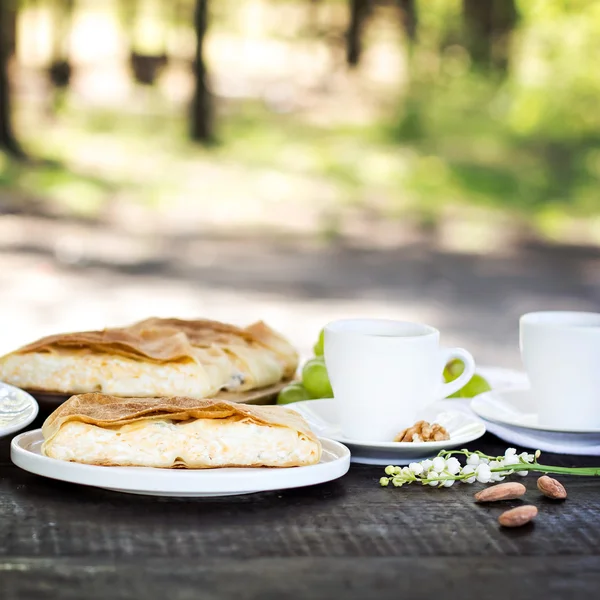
[2,416,599,600]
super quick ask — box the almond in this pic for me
[498,505,538,528]
[474,482,527,503]
[537,475,567,500]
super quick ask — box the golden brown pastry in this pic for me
[42,394,322,468]
[0,318,298,398]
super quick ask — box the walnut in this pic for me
[393,420,450,443]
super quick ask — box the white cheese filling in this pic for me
[0,346,287,397]
[44,418,320,468]
[0,353,228,398]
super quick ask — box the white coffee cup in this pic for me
[520,311,600,430]
[324,318,476,442]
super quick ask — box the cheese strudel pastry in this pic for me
[0,318,298,398]
[42,394,322,468]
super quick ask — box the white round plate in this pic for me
[289,399,485,465]
[0,383,39,439]
[471,388,600,436]
[11,430,350,497]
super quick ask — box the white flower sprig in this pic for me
[379,447,600,488]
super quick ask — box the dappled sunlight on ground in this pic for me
[0,212,598,368]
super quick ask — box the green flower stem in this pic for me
[492,463,600,477]
[381,447,600,489]
[439,448,600,477]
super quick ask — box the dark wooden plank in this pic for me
[2,468,600,560]
[2,420,600,598]
[2,429,600,560]
[2,557,600,600]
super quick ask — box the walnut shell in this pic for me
[394,420,450,443]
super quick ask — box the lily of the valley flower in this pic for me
[379,447,600,489]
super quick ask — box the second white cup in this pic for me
[324,319,475,442]
[520,311,600,430]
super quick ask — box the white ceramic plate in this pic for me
[0,383,39,439]
[10,430,350,497]
[289,399,485,465]
[471,388,600,435]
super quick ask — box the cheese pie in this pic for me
[0,318,298,398]
[42,394,322,468]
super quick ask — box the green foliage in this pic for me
[3,0,600,241]
[387,0,600,225]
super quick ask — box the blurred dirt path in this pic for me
[0,212,598,369]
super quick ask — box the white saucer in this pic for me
[11,430,350,497]
[0,383,39,439]
[289,399,485,465]
[472,388,600,435]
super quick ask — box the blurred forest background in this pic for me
[2,0,600,242]
[0,0,599,365]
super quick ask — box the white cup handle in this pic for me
[439,347,476,398]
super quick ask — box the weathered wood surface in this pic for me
[1,416,599,599]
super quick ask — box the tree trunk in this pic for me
[463,0,518,72]
[0,0,25,159]
[190,0,213,143]
[462,0,493,70]
[346,0,369,67]
[491,0,518,72]
[48,0,75,89]
[5,0,16,56]
[398,0,417,43]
